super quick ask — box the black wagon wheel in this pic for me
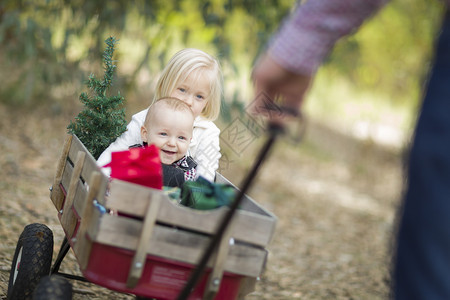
[33,275,72,300]
[7,223,54,300]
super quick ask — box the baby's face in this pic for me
[142,109,193,164]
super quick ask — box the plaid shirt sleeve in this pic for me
[269,0,390,75]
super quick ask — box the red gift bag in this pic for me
[106,145,163,190]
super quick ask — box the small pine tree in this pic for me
[68,36,127,159]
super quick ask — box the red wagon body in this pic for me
[45,134,277,299]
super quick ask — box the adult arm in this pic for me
[252,0,390,115]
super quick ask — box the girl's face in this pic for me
[170,70,210,118]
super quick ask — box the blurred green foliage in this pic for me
[325,0,445,107]
[0,0,293,108]
[0,0,445,116]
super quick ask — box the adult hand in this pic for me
[251,53,313,124]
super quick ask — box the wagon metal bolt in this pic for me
[71,238,77,243]
[212,278,220,286]
[135,262,143,269]
[49,186,53,192]
[59,209,63,214]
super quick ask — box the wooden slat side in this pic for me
[96,178,108,206]
[74,172,103,270]
[237,277,257,299]
[84,208,102,240]
[61,151,86,238]
[68,135,100,185]
[80,153,102,190]
[78,208,102,266]
[50,135,73,211]
[50,182,65,212]
[203,226,233,299]
[215,172,278,245]
[215,172,276,218]
[68,135,93,164]
[158,202,275,247]
[126,193,163,288]
[214,172,228,184]
[72,181,87,216]
[107,180,275,247]
[93,215,267,277]
[72,175,108,216]
[107,179,160,212]
[60,161,73,194]
[74,236,93,272]
[232,213,276,247]
[225,246,268,278]
[80,162,99,189]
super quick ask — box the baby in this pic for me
[132,97,197,187]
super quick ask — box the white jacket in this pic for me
[96,108,221,181]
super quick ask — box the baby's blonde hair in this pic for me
[152,48,222,121]
[145,97,194,128]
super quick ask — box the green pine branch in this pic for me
[68,36,127,159]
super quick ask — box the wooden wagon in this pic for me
[7,134,277,299]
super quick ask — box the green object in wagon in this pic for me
[180,176,236,210]
[163,186,181,202]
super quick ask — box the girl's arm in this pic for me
[190,118,221,182]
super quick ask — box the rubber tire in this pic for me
[7,223,54,300]
[33,275,72,300]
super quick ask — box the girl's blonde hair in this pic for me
[152,48,223,121]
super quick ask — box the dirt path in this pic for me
[0,104,404,299]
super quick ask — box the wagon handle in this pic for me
[176,122,284,300]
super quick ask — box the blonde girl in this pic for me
[97,48,222,181]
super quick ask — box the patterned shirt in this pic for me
[173,156,197,181]
[269,0,448,76]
